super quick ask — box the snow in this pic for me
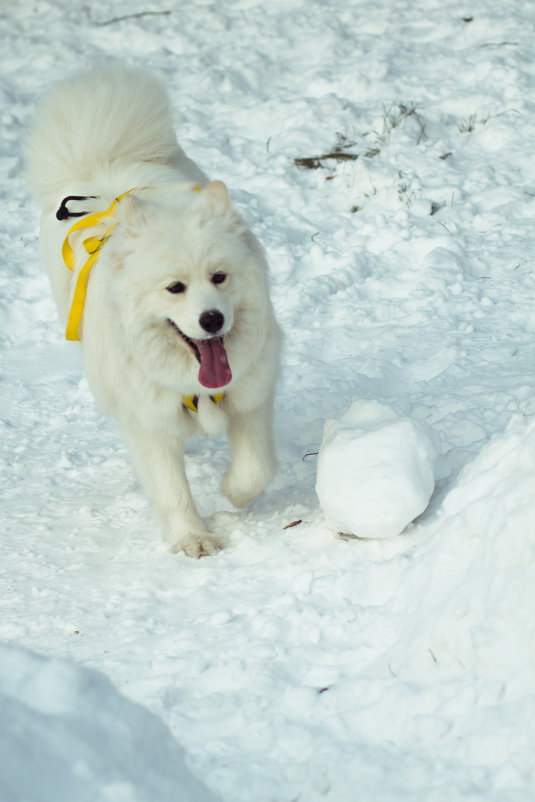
[316,400,437,538]
[0,643,221,802]
[1,1,535,800]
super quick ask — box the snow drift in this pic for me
[0,643,220,802]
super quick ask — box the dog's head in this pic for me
[103,181,270,392]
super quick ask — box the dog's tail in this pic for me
[25,63,179,208]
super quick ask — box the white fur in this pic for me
[25,63,281,557]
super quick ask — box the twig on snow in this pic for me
[83,7,172,26]
[295,152,358,170]
[282,520,303,530]
[302,451,319,460]
[295,133,359,169]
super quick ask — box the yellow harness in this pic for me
[60,185,224,414]
[62,188,135,341]
[182,393,225,412]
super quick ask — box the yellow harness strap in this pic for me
[62,189,135,340]
[182,393,225,412]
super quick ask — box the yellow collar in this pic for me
[182,393,225,412]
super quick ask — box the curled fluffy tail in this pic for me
[25,63,179,207]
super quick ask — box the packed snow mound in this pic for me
[440,413,535,529]
[392,414,535,685]
[316,400,437,538]
[0,643,220,802]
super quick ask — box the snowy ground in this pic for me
[2,1,535,800]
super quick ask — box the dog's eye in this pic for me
[211,272,227,285]
[167,281,186,294]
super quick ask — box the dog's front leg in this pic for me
[222,401,277,508]
[127,429,224,558]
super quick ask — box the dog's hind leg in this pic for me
[127,428,224,558]
[222,401,277,508]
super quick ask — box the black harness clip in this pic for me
[56,195,100,221]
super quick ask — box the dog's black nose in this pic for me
[199,309,224,334]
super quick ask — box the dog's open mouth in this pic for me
[168,319,232,389]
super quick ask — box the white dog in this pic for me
[25,63,281,557]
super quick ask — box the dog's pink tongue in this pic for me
[196,337,232,388]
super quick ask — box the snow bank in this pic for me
[316,400,437,538]
[391,414,535,685]
[0,643,220,802]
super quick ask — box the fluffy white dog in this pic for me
[25,63,281,557]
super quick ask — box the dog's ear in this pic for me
[202,180,233,214]
[119,195,150,234]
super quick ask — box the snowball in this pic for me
[316,401,438,539]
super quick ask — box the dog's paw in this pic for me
[222,482,260,509]
[169,532,225,559]
[222,460,275,509]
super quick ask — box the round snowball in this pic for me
[316,400,438,539]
